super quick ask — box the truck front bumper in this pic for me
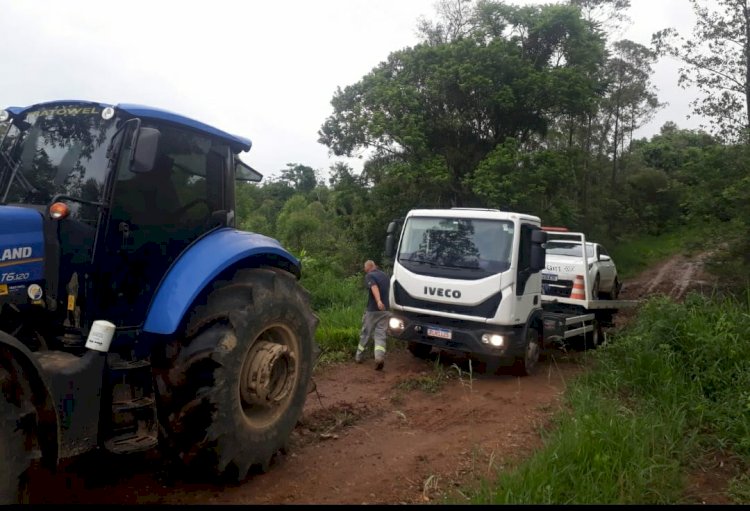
[387,311,527,360]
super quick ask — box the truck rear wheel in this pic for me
[155,267,318,481]
[511,326,541,376]
[407,341,432,359]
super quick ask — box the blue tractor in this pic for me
[0,100,319,503]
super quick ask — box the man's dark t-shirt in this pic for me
[365,268,390,311]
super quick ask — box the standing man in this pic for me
[356,259,390,370]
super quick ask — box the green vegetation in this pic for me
[608,223,711,278]
[457,293,750,504]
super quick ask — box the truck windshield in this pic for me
[0,104,116,222]
[398,216,514,274]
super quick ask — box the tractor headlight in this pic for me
[0,110,10,122]
[481,333,505,347]
[388,317,405,332]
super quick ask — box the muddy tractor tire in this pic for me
[511,326,541,377]
[155,267,319,481]
[0,366,33,504]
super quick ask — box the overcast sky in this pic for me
[1,0,699,181]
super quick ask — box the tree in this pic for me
[318,1,607,206]
[599,39,663,186]
[653,0,750,143]
[278,163,318,194]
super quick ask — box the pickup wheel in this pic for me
[511,326,541,376]
[407,341,433,359]
[591,275,601,300]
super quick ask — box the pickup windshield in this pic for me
[398,216,514,275]
[0,104,116,222]
[546,241,595,258]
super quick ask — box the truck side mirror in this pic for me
[529,228,547,272]
[385,234,395,258]
[386,221,398,235]
[131,127,160,174]
[530,244,546,272]
[531,229,547,244]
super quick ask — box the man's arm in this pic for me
[370,284,385,311]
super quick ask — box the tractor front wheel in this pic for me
[155,267,318,481]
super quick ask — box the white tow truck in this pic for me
[384,208,637,375]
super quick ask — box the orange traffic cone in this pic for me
[570,275,586,300]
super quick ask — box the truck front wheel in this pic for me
[407,341,433,359]
[155,267,318,481]
[511,326,541,376]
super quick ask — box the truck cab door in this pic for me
[515,223,543,313]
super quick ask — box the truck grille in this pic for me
[393,281,502,318]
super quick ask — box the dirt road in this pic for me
[29,252,718,505]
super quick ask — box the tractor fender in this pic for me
[0,331,60,469]
[143,228,301,335]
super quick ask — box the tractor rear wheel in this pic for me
[155,267,318,481]
[0,368,32,504]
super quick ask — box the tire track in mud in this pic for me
[625,252,716,301]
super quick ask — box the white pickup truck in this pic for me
[542,231,621,300]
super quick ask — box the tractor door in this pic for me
[98,123,231,328]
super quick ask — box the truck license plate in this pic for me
[542,273,557,281]
[427,326,452,340]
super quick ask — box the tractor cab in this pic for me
[0,101,261,346]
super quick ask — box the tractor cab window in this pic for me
[111,124,228,245]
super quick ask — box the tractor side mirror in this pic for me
[236,159,263,182]
[131,127,161,174]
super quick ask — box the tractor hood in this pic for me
[0,205,45,295]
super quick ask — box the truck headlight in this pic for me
[388,317,405,332]
[481,333,505,347]
[0,110,10,122]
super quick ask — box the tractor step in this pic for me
[104,432,158,455]
[112,396,155,414]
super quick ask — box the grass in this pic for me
[394,355,455,394]
[609,222,711,278]
[457,292,750,504]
